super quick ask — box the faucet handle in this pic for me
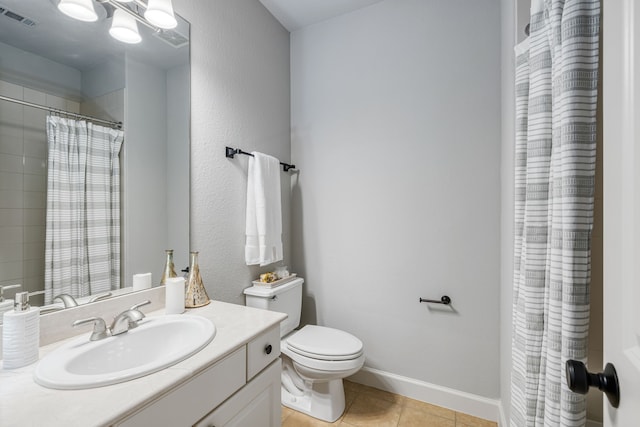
[73,317,111,341]
[130,300,151,312]
[88,292,113,303]
[125,300,151,329]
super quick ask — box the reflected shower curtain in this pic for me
[511,0,600,426]
[44,116,123,303]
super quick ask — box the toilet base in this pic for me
[281,378,346,423]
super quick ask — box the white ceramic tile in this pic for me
[0,172,23,191]
[0,190,23,208]
[21,275,44,293]
[0,101,23,126]
[23,225,45,243]
[45,94,66,109]
[1,225,23,244]
[0,153,23,173]
[0,242,23,263]
[23,136,47,159]
[0,123,22,138]
[23,191,46,209]
[23,241,44,261]
[23,156,46,175]
[0,80,23,99]
[66,100,80,113]
[23,87,46,105]
[0,133,22,155]
[0,260,23,281]
[23,108,47,133]
[23,173,46,192]
[0,208,23,226]
[23,257,44,278]
[23,208,45,226]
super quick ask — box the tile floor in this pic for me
[281,380,498,427]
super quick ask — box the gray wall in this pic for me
[173,0,291,304]
[166,64,191,273]
[123,57,169,283]
[0,41,82,100]
[290,0,502,398]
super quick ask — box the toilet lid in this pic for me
[286,325,363,361]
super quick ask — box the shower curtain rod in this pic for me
[0,95,123,129]
[225,146,297,172]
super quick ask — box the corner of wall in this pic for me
[500,0,519,422]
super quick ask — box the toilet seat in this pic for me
[286,325,363,361]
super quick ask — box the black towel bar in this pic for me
[225,146,296,172]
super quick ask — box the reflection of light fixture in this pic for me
[56,0,178,43]
[109,9,141,44]
[144,0,177,29]
[57,0,98,22]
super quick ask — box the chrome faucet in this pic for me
[72,300,152,341]
[110,300,151,335]
[54,294,79,308]
[55,292,113,308]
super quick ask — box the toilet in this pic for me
[244,277,365,422]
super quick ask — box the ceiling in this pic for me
[0,0,189,71]
[258,0,386,32]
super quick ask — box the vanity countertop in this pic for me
[0,300,286,427]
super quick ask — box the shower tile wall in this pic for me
[0,79,79,305]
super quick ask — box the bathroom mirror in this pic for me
[0,0,190,311]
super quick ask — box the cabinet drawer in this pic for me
[246,325,280,380]
[115,347,247,427]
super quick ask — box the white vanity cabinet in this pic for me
[113,325,281,427]
[195,360,280,427]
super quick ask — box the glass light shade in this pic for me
[109,9,142,44]
[57,0,98,22]
[144,0,177,29]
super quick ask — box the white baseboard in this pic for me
[498,401,508,427]
[348,366,501,423]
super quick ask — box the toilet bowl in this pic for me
[280,325,365,422]
[244,278,365,422]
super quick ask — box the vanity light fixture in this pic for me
[57,0,178,44]
[57,0,99,22]
[144,0,177,29]
[109,8,141,44]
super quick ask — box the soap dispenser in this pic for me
[0,284,21,321]
[2,291,44,369]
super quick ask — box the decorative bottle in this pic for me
[160,249,178,286]
[185,251,210,308]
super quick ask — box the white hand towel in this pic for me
[245,152,283,266]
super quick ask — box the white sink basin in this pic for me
[34,315,216,390]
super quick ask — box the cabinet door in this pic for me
[196,359,281,427]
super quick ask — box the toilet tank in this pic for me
[244,277,304,337]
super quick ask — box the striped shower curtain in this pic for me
[44,116,123,303]
[511,0,600,426]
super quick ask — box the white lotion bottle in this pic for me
[2,291,43,369]
[165,277,185,315]
[0,284,21,321]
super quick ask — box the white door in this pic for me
[602,0,640,425]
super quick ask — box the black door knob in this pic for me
[265,344,272,355]
[566,360,620,408]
